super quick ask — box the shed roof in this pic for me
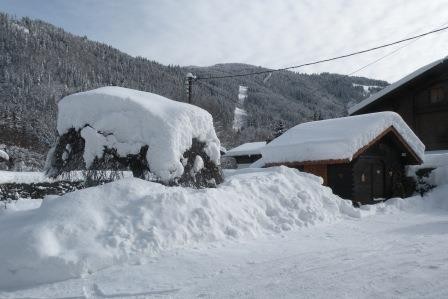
[225,141,266,157]
[260,112,424,166]
[348,57,448,115]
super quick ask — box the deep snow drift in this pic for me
[54,86,220,182]
[0,166,361,289]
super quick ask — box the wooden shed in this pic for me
[260,112,425,205]
[349,57,448,151]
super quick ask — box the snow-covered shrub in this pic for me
[45,87,223,187]
[414,168,436,196]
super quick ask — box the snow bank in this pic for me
[428,166,448,186]
[0,149,9,161]
[261,112,424,165]
[0,166,359,289]
[378,185,448,214]
[56,86,220,182]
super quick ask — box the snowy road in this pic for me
[3,210,448,298]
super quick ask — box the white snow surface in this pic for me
[349,57,447,114]
[0,166,362,289]
[0,171,123,185]
[225,141,266,157]
[0,171,52,184]
[261,112,425,165]
[3,185,448,297]
[0,149,9,161]
[57,86,220,182]
[423,150,448,168]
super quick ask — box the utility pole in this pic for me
[185,73,196,104]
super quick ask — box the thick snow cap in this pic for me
[225,141,266,157]
[57,86,220,181]
[261,112,425,165]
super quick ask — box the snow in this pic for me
[57,86,220,182]
[407,150,448,183]
[261,112,425,165]
[0,166,362,289]
[0,171,99,184]
[232,85,248,131]
[2,186,448,297]
[232,107,247,131]
[225,141,266,157]
[352,83,382,93]
[0,198,43,214]
[0,171,52,184]
[192,155,204,173]
[422,150,448,168]
[0,149,9,161]
[10,22,30,34]
[219,145,227,154]
[349,57,447,114]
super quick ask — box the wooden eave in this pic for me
[264,126,423,168]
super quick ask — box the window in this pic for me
[430,86,444,104]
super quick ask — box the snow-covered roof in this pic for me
[57,86,220,181]
[349,57,448,115]
[0,150,9,161]
[225,141,266,157]
[261,112,424,165]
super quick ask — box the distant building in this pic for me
[349,57,448,151]
[259,112,424,205]
[225,141,266,169]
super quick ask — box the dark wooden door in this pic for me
[371,161,385,200]
[353,157,385,204]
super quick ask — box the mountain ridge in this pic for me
[0,12,388,169]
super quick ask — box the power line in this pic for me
[348,20,448,76]
[347,40,418,76]
[196,24,448,81]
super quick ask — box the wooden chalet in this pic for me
[260,112,424,205]
[224,141,266,169]
[349,57,448,151]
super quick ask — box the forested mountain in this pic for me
[0,13,388,169]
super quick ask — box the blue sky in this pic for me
[1,0,448,82]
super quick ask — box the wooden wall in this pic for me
[352,63,448,150]
[303,164,328,185]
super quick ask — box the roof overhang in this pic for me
[349,57,448,115]
[265,126,423,167]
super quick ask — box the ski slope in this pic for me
[232,85,248,131]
